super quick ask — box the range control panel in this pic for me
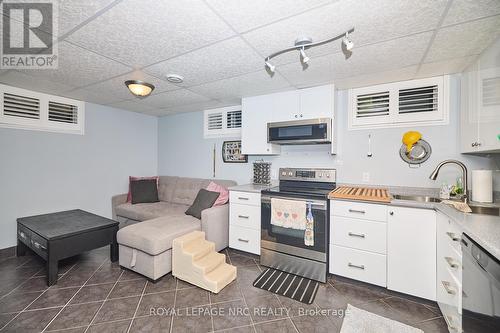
[279,168,336,183]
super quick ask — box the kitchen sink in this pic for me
[392,194,442,203]
[468,205,500,217]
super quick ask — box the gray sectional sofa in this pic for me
[111,176,236,280]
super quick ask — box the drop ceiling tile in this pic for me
[0,70,74,95]
[58,0,117,36]
[442,0,500,27]
[153,100,234,116]
[67,0,235,67]
[145,37,264,87]
[243,0,447,65]
[62,87,123,105]
[425,16,500,63]
[189,70,292,100]
[138,88,211,109]
[206,0,332,33]
[334,66,419,90]
[82,71,179,101]
[17,41,131,88]
[110,99,158,114]
[416,56,477,79]
[278,32,432,88]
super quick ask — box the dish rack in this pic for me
[253,160,272,185]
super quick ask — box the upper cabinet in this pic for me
[241,84,335,155]
[461,38,500,153]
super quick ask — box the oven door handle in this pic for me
[261,195,327,210]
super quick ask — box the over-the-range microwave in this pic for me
[267,118,332,145]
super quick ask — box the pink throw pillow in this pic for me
[206,181,229,206]
[127,176,159,203]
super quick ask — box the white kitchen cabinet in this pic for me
[241,94,281,155]
[460,38,500,153]
[229,190,261,255]
[241,84,335,155]
[387,206,436,300]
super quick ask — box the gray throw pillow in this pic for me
[185,189,220,219]
[130,179,159,204]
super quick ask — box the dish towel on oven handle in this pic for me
[270,198,307,230]
[304,202,314,246]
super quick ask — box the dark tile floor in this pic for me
[0,247,448,333]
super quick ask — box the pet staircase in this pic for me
[172,231,236,293]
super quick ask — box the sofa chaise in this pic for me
[111,176,236,280]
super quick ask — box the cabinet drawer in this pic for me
[440,302,462,333]
[17,224,31,246]
[30,232,48,260]
[331,216,387,254]
[229,225,260,255]
[230,191,261,207]
[330,245,386,287]
[230,204,261,230]
[437,261,461,312]
[439,218,463,254]
[331,200,387,222]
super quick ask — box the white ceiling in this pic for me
[1,0,499,116]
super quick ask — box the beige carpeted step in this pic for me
[172,231,237,294]
[193,252,225,274]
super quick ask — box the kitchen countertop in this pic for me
[332,184,500,260]
[228,182,277,193]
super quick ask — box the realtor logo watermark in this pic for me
[1,0,58,69]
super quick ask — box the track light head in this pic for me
[265,60,275,73]
[342,32,354,51]
[300,48,310,64]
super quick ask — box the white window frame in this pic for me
[348,76,449,130]
[0,84,85,135]
[203,105,242,139]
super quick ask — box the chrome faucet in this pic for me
[429,160,468,202]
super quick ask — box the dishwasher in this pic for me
[461,234,500,332]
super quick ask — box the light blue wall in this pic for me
[158,75,497,189]
[0,103,158,249]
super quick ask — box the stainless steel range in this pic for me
[260,168,336,283]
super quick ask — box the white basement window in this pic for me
[204,105,242,138]
[348,76,449,129]
[0,84,85,134]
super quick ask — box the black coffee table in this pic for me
[17,209,119,286]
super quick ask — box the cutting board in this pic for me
[329,186,391,203]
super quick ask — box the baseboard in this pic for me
[0,246,16,260]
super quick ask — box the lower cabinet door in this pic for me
[387,207,436,300]
[330,244,387,287]
[229,225,260,255]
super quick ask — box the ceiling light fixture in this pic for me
[300,47,310,64]
[265,60,276,73]
[125,80,155,97]
[166,74,184,84]
[264,27,354,71]
[342,32,354,51]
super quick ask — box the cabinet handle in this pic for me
[441,281,456,295]
[389,211,394,216]
[444,256,459,269]
[348,263,365,270]
[348,209,365,214]
[471,142,476,147]
[237,238,249,243]
[446,232,461,242]
[477,142,482,147]
[19,231,27,239]
[300,114,303,118]
[238,215,249,219]
[32,240,47,251]
[348,232,365,238]
[237,197,249,200]
[294,114,298,118]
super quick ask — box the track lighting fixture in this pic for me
[264,28,354,72]
[300,47,310,64]
[342,32,354,51]
[265,60,275,73]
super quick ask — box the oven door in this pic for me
[261,195,328,262]
[267,118,331,145]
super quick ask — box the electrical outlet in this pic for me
[362,172,370,182]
